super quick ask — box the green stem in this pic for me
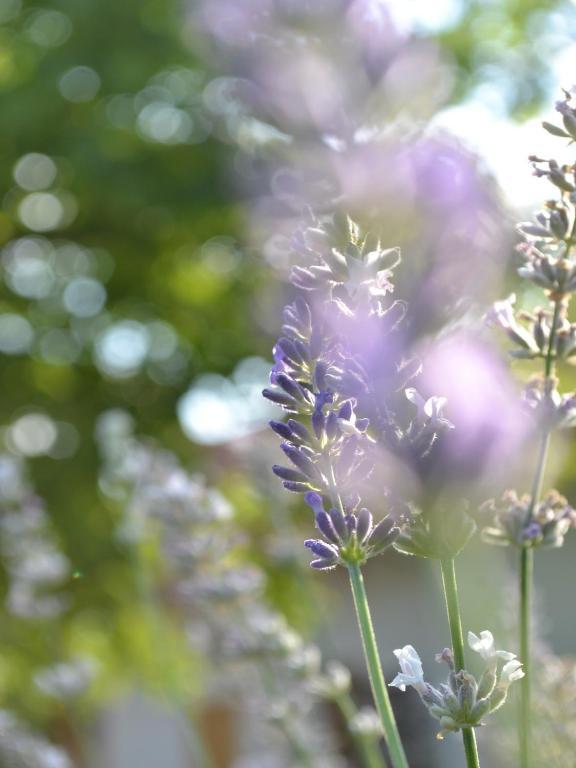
[347,563,409,768]
[439,558,480,768]
[518,429,550,768]
[520,211,575,763]
[519,546,533,768]
[335,692,387,768]
[518,296,561,768]
[544,300,562,379]
[529,431,551,507]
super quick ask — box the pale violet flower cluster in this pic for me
[0,455,70,619]
[480,489,576,549]
[0,452,95,767]
[390,631,524,736]
[483,91,576,553]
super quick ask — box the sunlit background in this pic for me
[1,0,576,766]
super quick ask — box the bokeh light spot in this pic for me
[3,237,55,299]
[201,236,241,274]
[137,102,192,144]
[59,66,101,103]
[63,278,107,318]
[94,321,149,378]
[18,193,65,232]
[25,10,72,47]
[177,358,276,445]
[13,153,58,191]
[8,413,58,457]
[0,314,33,354]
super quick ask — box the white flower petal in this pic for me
[392,645,425,691]
[501,659,525,684]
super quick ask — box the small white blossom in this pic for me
[468,630,516,665]
[500,659,525,685]
[485,294,540,352]
[487,294,518,330]
[405,389,454,430]
[389,645,426,694]
[343,250,396,301]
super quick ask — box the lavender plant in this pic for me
[484,88,576,768]
[263,215,522,767]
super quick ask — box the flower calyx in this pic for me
[394,500,476,560]
[480,489,576,549]
[303,492,398,570]
[522,378,576,430]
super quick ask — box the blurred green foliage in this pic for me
[0,0,272,723]
[439,0,576,117]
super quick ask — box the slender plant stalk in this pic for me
[260,666,316,768]
[518,546,533,768]
[347,563,409,768]
[328,465,407,768]
[440,558,481,768]
[335,691,387,768]
[519,295,562,768]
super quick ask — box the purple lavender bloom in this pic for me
[300,493,398,570]
[264,213,464,564]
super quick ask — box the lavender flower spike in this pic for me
[264,214,414,768]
